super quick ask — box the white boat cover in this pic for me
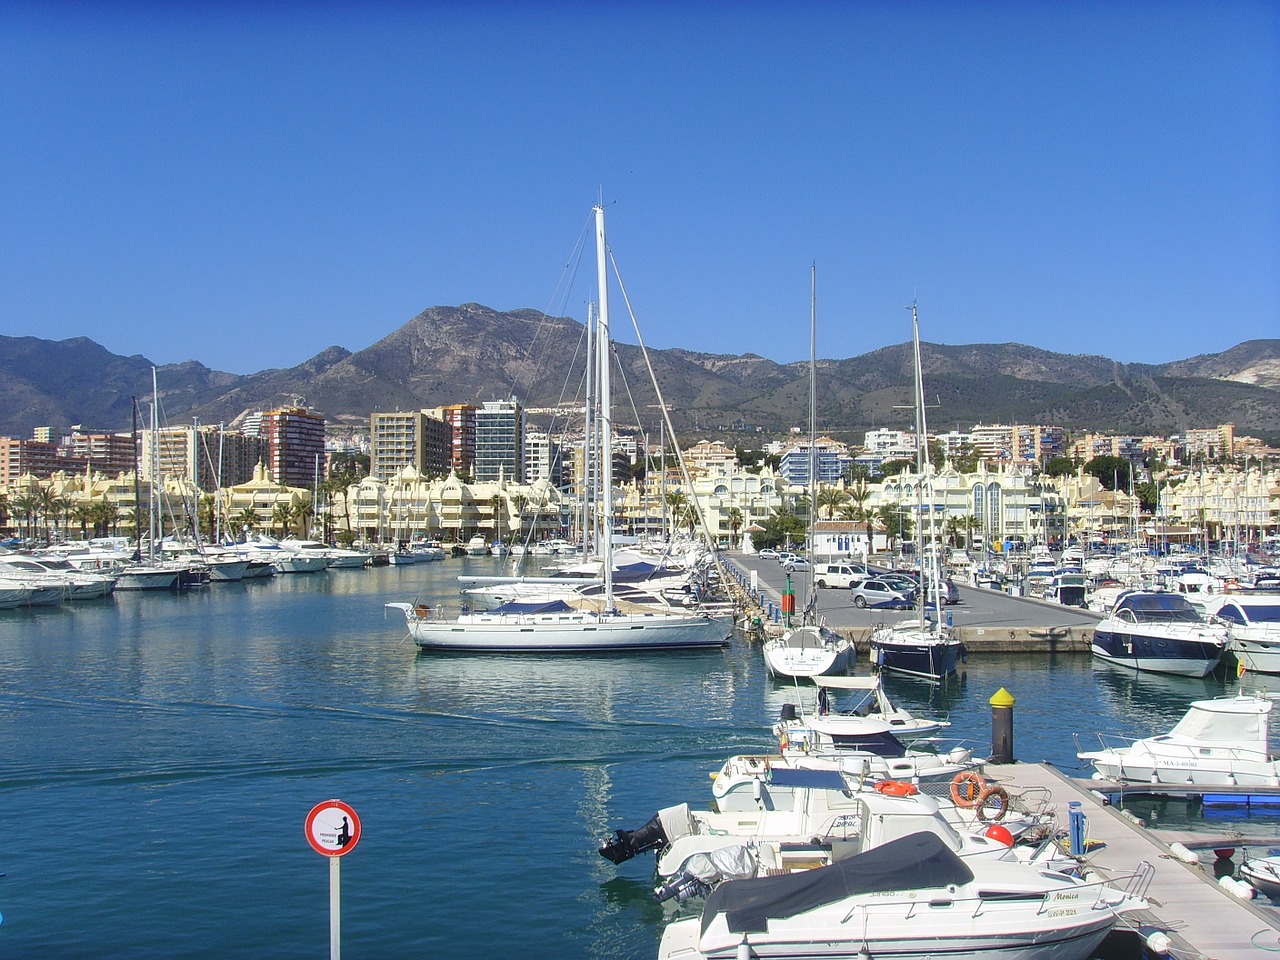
[1168,696,1271,747]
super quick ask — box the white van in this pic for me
[813,563,869,589]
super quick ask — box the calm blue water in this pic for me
[0,558,1272,959]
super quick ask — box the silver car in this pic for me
[850,578,916,609]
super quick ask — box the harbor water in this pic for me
[0,557,1275,959]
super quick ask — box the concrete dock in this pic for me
[986,762,1280,959]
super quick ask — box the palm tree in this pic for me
[10,492,38,541]
[817,487,847,519]
[727,507,744,548]
[70,503,94,540]
[272,502,297,537]
[664,490,688,538]
[235,507,258,541]
[297,495,315,540]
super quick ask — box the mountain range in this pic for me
[2,304,1278,446]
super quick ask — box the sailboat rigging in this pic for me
[866,303,967,681]
[762,265,855,678]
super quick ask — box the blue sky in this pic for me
[2,1,1277,375]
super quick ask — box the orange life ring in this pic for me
[976,784,1010,822]
[950,770,986,807]
[874,779,919,797]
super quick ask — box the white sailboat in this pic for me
[387,205,731,653]
[867,303,967,680]
[763,266,854,679]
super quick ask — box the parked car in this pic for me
[777,552,800,565]
[813,563,869,590]
[783,557,811,573]
[756,548,779,560]
[920,578,960,605]
[850,578,916,609]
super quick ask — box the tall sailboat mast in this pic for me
[594,204,615,610]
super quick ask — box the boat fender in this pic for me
[874,780,918,797]
[976,785,1010,822]
[1233,879,1256,899]
[950,771,986,808]
[1144,931,1173,955]
[1169,842,1199,864]
[984,824,1015,847]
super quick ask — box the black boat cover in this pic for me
[700,832,974,935]
[766,768,847,790]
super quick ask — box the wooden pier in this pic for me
[986,762,1280,959]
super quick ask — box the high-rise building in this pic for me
[370,410,451,481]
[432,404,478,477]
[258,407,326,489]
[474,399,523,483]
[140,425,269,491]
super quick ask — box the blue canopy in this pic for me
[490,599,575,614]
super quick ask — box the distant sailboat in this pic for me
[387,205,730,653]
[764,265,854,678]
[867,304,966,680]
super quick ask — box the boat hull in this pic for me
[401,608,731,652]
[869,629,965,680]
[1091,625,1224,677]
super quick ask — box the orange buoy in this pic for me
[875,780,919,797]
[950,770,986,807]
[976,785,1011,822]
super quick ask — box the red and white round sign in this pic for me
[305,800,361,857]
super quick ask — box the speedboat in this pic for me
[710,740,987,813]
[1240,849,1280,900]
[1200,590,1280,674]
[773,674,950,744]
[599,775,1064,896]
[1090,590,1227,677]
[1077,694,1280,786]
[656,831,1149,960]
[762,624,855,679]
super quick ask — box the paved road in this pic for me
[725,553,1101,631]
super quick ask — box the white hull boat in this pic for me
[656,832,1148,960]
[1077,694,1280,786]
[1200,591,1280,674]
[763,624,854,679]
[774,674,951,744]
[387,600,730,652]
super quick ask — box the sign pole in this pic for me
[305,799,361,960]
[330,855,341,960]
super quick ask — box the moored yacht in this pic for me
[1090,590,1227,677]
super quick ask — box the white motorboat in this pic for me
[656,831,1149,960]
[710,741,988,814]
[1200,590,1280,674]
[1090,590,1228,677]
[762,267,855,681]
[1077,694,1280,786]
[599,775,1063,892]
[387,206,731,654]
[0,583,33,608]
[773,674,951,745]
[462,535,490,557]
[279,538,372,568]
[1240,849,1280,900]
[0,555,116,599]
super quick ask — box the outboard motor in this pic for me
[598,803,694,865]
[779,703,798,722]
[598,812,670,865]
[654,871,711,903]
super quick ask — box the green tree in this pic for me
[878,458,914,478]
[756,507,807,551]
[1084,456,1132,492]
[235,507,258,540]
[271,502,297,537]
[1044,456,1077,477]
